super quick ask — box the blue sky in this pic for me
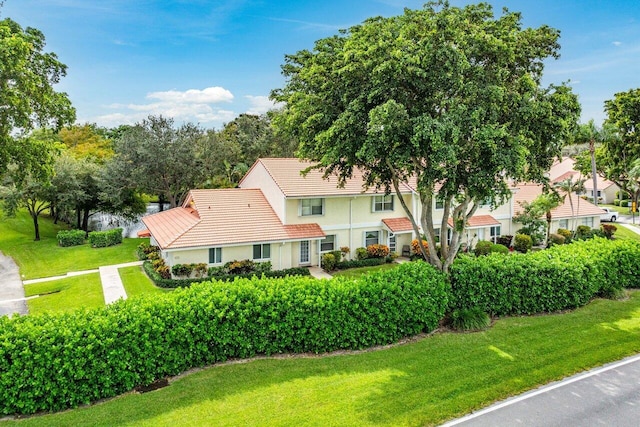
[3,0,639,129]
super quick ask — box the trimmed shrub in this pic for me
[613,199,620,206]
[226,259,256,274]
[355,247,368,260]
[171,264,194,278]
[514,234,532,253]
[620,199,630,207]
[136,242,159,260]
[335,257,386,270]
[574,225,593,240]
[490,243,509,254]
[601,224,617,239]
[474,240,492,256]
[548,233,565,246]
[321,253,337,271]
[367,244,390,258]
[88,228,123,248]
[56,229,85,247]
[556,228,571,242]
[411,239,429,259]
[496,235,513,248]
[449,307,491,331]
[449,238,640,316]
[0,262,448,415]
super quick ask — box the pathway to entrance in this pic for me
[0,251,28,316]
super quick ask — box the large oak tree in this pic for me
[272,1,580,272]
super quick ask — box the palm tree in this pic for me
[555,175,586,233]
[574,120,614,206]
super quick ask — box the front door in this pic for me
[389,234,397,253]
[300,240,310,265]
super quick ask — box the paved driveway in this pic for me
[0,251,27,316]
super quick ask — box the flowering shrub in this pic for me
[367,244,390,258]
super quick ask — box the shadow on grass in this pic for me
[8,293,640,427]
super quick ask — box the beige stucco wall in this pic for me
[239,162,287,222]
[164,242,296,270]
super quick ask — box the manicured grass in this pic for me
[331,262,400,278]
[10,291,640,426]
[119,265,173,298]
[0,210,147,279]
[613,224,640,242]
[23,273,104,314]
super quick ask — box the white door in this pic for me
[300,240,310,265]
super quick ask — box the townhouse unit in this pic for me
[142,158,604,270]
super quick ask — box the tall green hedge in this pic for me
[449,238,640,315]
[56,229,86,247]
[0,262,448,415]
[88,228,123,248]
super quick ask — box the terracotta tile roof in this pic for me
[242,158,414,197]
[142,188,324,250]
[513,183,605,219]
[137,229,151,238]
[447,215,501,229]
[552,171,579,183]
[382,217,414,233]
[550,157,616,190]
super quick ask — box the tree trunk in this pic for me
[32,212,41,241]
[81,209,90,232]
[76,208,81,229]
[159,194,165,212]
[590,139,598,206]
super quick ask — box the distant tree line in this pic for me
[1,113,296,240]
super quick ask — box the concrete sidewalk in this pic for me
[99,261,142,304]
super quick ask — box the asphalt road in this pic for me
[0,250,27,316]
[442,354,640,427]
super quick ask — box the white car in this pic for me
[600,207,618,222]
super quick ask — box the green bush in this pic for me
[601,224,617,239]
[556,228,572,242]
[574,225,593,240]
[449,307,491,331]
[0,262,448,415]
[355,247,368,260]
[321,253,337,271]
[496,235,513,248]
[56,229,85,247]
[136,242,159,260]
[613,199,620,206]
[514,234,532,253]
[88,228,123,248]
[548,233,565,246]
[171,264,194,278]
[335,257,386,270]
[449,238,640,316]
[490,243,509,254]
[474,241,492,256]
[620,199,630,207]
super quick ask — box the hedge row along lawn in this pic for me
[6,291,640,427]
[0,209,147,279]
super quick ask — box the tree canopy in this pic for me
[603,88,640,207]
[272,1,580,271]
[0,18,75,173]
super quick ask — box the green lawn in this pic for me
[0,210,147,279]
[120,265,173,298]
[9,291,640,426]
[332,262,400,278]
[613,224,640,242]
[23,273,104,314]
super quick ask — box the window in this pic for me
[209,247,222,264]
[433,227,441,244]
[253,244,271,260]
[373,194,394,212]
[300,198,324,216]
[582,217,594,227]
[365,231,380,247]
[558,219,568,229]
[320,235,336,252]
[490,226,501,243]
[435,197,444,210]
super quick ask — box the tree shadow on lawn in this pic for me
[13,293,640,427]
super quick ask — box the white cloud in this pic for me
[245,95,282,115]
[91,86,237,127]
[148,87,234,104]
[612,41,622,46]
